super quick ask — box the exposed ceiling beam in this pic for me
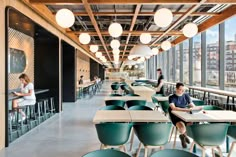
[150,0,207,46]
[121,4,141,61]
[173,5,236,45]
[89,43,161,46]
[81,0,112,62]
[72,11,220,17]
[29,0,236,4]
[69,30,183,36]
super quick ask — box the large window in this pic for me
[183,40,189,84]
[169,48,174,82]
[193,34,201,86]
[225,16,236,92]
[206,25,219,88]
[175,45,180,82]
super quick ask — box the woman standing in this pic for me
[12,73,36,119]
[156,68,164,95]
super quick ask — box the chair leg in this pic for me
[100,144,104,149]
[136,142,142,157]
[216,146,223,157]
[202,148,206,157]
[212,148,216,157]
[144,147,148,157]
[129,128,135,151]
[190,142,195,152]
[172,127,178,148]
[228,142,236,157]
[123,145,127,153]
[168,126,174,142]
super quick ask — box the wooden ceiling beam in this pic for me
[81,0,112,62]
[173,5,236,45]
[150,0,207,46]
[72,11,220,16]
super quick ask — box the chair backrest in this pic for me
[111,84,120,90]
[128,105,153,110]
[192,100,205,106]
[228,125,236,139]
[190,123,229,146]
[100,105,125,110]
[95,123,132,145]
[126,100,147,108]
[134,123,172,146]
[150,149,199,157]
[125,93,140,96]
[202,105,223,110]
[109,94,122,96]
[159,100,170,114]
[82,149,131,157]
[105,100,126,107]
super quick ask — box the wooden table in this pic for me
[104,96,146,101]
[172,110,236,122]
[93,110,169,123]
[130,86,156,102]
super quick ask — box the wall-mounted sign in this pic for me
[9,48,26,73]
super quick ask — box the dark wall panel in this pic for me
[99,64,105,80]
[90,59,99,81]
[62,41,76,102]
[34,36,60,112]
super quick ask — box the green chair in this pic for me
[95,122,132,152]
[189,123,229,157]
[227,125,236,157]
[151,96,160,111]
[105,100,126,108]
[82,149,131,157]
[192,100,205,106]
[158,100,170,115]
[126,100,147,108]
[202,105,223,110]
[100,105,125,110]
[109,94,122,96]
[150,149,199,157]
[134,123,172,157]
[111,84,120,94]
[125,93,140,96]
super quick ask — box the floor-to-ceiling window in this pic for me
[183,40,189,84]
[169,48,174,82]
[206,25,219,88]
[224,16,236,92]
[193,34,201,86]
[175,45,180,82]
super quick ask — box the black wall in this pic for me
[34,29,60,112]
[99,64,105,80]
[62,41,76,102]
[90,58,100,81]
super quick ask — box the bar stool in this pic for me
[40,98,50,119]
[25,104,38,129]
[36,100,45,123]
[49,97,56,116]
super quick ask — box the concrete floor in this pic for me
[0,81,235,157]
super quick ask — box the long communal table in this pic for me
[8,89,49,100]
[129,86,156,102]
[93,110,169,123]
[104,96,146,101]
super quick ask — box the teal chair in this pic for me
[100,105,125,110]
[82,149,131,157]
[126,100,147,108]
[111,84,120,93]
[105,100,126,108]
[151,96,160,110]
[125,93,140,96]
[158,100,169,115]
[109,94,122,96]
[202,105,223,110]
[134,123,172,157]
[150,149,199,157]
[189,123,229,157]
[95,122,132,152]
[192,100,205,106]
[227,125,236,157]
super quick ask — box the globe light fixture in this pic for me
[161,40,171,51]
[183,22,198,38]
[129,44,153,57]
[140,33,152,44]
[79,33,91,44]
[100,56,105,60]
[151,47,159,55]
[140,57,145,62]
[128,56,134,60]
[95,51,102,58]
[55,9,75,28]
[128,65,132,69]
[89,45,98,53]
[112,49,120,55]
[154,8,173,28]
[134,65,138,68]
[110,39,120,49]
[108,22,123,37]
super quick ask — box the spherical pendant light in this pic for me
[95,51,102,58]
[110,39,120,49]
[79,33,91,44]
[89,45,99,53]
[128,55,134,60]
[129,44,153,57]
[100,56,105,60]
[161,40,171,51]
[154,8,173,28]
[151,47,159,55]
[55,9,75,28]
[140,33,152,44]
[140,57,145,62]
[108,23,123,37]
[183,22,198,38]
[112,49,120,55]
[128,65,132,69]
[134,65,138,68]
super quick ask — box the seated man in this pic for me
[168,82,202,148]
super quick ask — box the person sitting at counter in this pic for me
[79,75,84,84]
[12,73,36,120]
[168,82,202,148]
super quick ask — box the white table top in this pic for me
[104,96,146,101]
[93,110,131,123]
[172,110,236,122]
[130,86,156,102]
[129,111,169,122]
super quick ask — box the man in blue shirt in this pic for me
[168,82,202,148]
